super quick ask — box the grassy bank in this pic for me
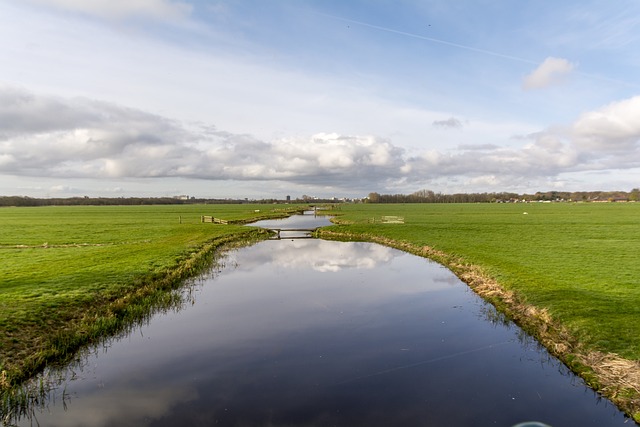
[3,202,639,421]
[0,204,303,389]
[321,202,640,421]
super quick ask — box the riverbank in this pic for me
[0,204,306,392]
[3,203,639,422]
[15,232,266,379]
[319,202,640,422]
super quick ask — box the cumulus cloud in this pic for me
[571,96,640,152]
[403,137,578,181]
[0,87,190,177]
[457,143,500,151]
[3,86,640,195]
[432,117,464,129]
[523,57,575,90]
[24,0,192,21]
[0,87,407,189]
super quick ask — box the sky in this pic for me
[1,0,640,199]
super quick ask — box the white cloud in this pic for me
[0,88,407,190]
[523,57,576,90]
[3,86,640,197]
[571,95,640,152]
[3,1,640,197]
[24,0,192,21]
[432,117,464,129]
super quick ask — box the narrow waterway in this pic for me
[13,214,631,426]
[247,209,334,239]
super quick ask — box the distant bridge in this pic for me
[266,228,318,240]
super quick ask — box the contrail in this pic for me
[320,12,538,65]
[318,12,640,89]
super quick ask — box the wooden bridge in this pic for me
[267,228,318,240]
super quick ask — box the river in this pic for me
[12,213,631,426]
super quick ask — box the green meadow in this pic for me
[324,202,640,360]
[1,202,639,419]
[0,204,300,385]
[322,202,640,420]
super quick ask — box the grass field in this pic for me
[0,204,302,387]
[1,202,639,420]
[321,202,640,420]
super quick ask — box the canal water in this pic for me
[13,214,631,426]
[248,209,333,239]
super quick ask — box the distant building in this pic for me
[286,195,291,201]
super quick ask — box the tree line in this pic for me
[0,196,350,207]
[0,196,251,207]
[2,189,639,206]
[366,189,640,203]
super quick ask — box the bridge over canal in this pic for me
[266,227,319,240]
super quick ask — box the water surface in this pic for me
[247,210,333,239]
[16,238,630,426]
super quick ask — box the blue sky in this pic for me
[1,0,640,199]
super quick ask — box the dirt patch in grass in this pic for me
[320,229,640,423]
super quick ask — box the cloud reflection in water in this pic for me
[16,239,630,427]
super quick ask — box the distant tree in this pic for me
[367,192,381,203]
[411,189,435,202]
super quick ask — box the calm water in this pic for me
[14,217,631,426]
[248,210,334,230]
[247,210,334,239]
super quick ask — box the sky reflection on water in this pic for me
[18,239,631,427]
[247,210,334,230]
